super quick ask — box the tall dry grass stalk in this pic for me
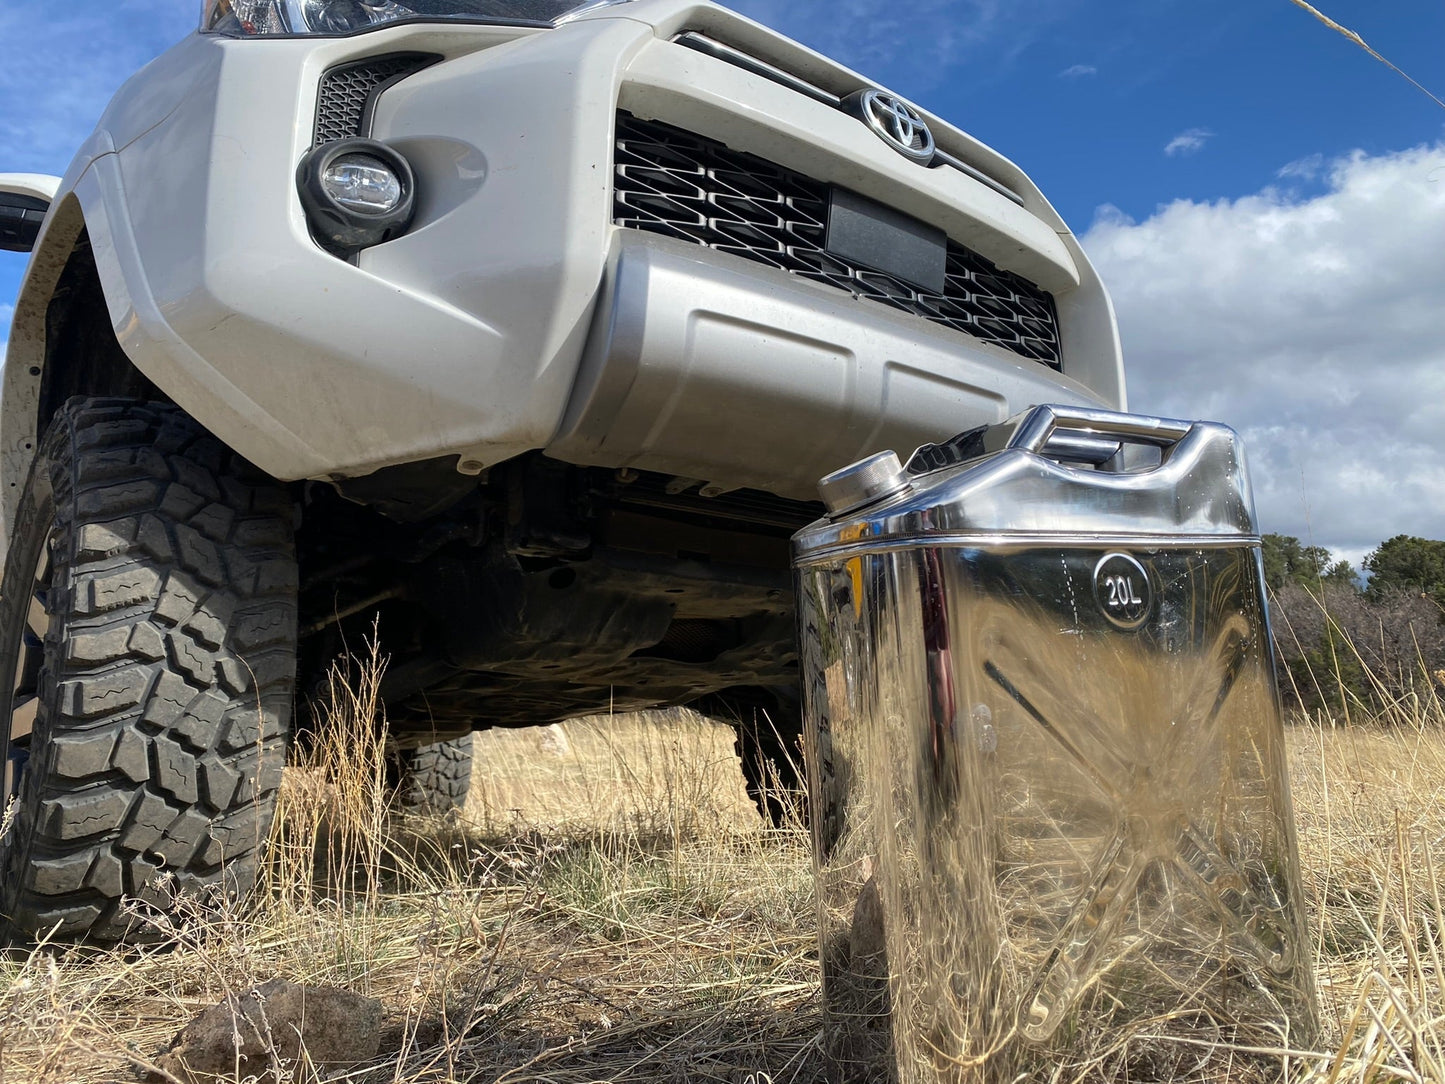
[1288,720,1445,1083]
[2,634,1445,1081]
[1285,0,1445,111]
[267,636,391,912]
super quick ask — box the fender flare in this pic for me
[0,135,136,547]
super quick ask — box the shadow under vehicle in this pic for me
[0,0,1123,943]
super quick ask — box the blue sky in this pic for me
[2,0,1444,563]
[730,0,1445,232]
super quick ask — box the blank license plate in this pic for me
[826,188,947,295]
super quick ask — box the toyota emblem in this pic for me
[860,89,936,163]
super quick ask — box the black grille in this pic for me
[612,112,1062,368]
[314,53,439,146]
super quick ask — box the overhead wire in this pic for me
[1285,0,1445,112]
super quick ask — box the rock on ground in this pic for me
[153,978,382,1083]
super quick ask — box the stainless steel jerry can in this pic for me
[794,406,1317,1083]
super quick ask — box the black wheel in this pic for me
[0,398,297,942]
[388,732,473,813]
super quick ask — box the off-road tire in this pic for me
[700,687,805,827]
[389,733,473,814]
[0,398,297,942]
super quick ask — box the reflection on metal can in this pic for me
[795,406,1318,1083]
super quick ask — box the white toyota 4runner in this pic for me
[0,0,1124,941]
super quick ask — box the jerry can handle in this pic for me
[1007,405,1195,465]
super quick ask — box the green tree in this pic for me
[1261,533,1358,593]
[1318,557,1359,591]
[1364,535,1445,609]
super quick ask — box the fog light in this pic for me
[321,154,403,213]
[298,139,416,255]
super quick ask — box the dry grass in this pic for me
[3,645,1445,1082]
[462,711,759,839]
[1288,722,1445,1082]
[0,649,821,1084]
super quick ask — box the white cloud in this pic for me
[1083,143,1445,558]
[0,302,12,364]
[1164,127,1215,157]
[1059,64,1097,78]
[1277,153,1325,180]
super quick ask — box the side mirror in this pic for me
[0,174,62,255]
[0,194,49,253]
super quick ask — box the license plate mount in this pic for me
[826,187,948,295]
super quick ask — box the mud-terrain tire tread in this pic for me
[392,733,473,814]
[709,687,804,828]
[0,398,297,942]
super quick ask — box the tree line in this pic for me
[1262,534,1445,717]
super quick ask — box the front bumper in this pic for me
[86,0,1123,494]
[550,231,1107,501]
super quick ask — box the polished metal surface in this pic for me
[1009,403,1194,456]
[859,90,937,163]
[819,451,912,517]
[799,406,1254,555]
[797,406,1317,1082]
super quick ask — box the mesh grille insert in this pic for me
[612,112,1062,368]
[314,54,439,146]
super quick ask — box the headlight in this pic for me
[203,0,635,36]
